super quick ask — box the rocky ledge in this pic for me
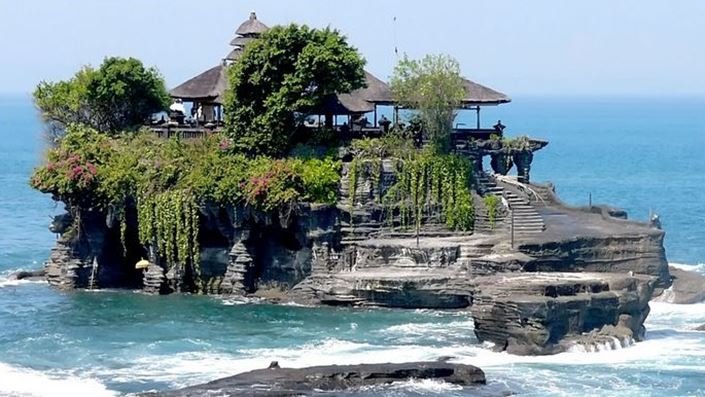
[653,266,705,304]
[289,185,668,355]
[42,172,671,356]
[141,361,486,397]
[7,269,46,281]
[472,272,654,354]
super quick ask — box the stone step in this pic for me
[513,228,545,232]
[513,217,544,222]
[340,222,383,228]
[341,226,380,234]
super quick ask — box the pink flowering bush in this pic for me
[31,125,342,213]
[31,125,110,208]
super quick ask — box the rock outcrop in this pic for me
[654,266,705,304]
[140,361,486,397]
[471,272,654,355]
[42,166,669,355]
[8,269,46,281]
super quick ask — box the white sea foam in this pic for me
[566,336,634,353]
[383,319,475,336]
[0,362,115,397]
[0,269,46,288]
[669,261,705,273]
[56,318,705,394]
[384,378,463,393]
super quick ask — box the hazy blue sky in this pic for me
[1,0,704,96]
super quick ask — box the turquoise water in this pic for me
[1,95,704,396]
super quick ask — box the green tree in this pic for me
[390,54,465,153]
[224,24,366,157]
[34,57,170,137]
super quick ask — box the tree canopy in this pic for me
[390,54,465,153]
[224,24,367,157]
[34,57,170,137]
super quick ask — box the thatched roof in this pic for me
[319,93,375,115]
[461,78,511,105]
[170,64,228,104]
[225,48,243,62]
[236,12,268,36]
[229,36,254,47]
[350,71,394,105]
[311,70,392,115]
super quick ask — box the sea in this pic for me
[1,94,704,397]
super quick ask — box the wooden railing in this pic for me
[151,125,222,139]
[452,128,502,141]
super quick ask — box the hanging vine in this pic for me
[119,207,128,256]
[483,195,500,230]
[348,157,361,226]
[379,151,475,232]
[137,190,200,277]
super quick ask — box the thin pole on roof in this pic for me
[393,16,399,57]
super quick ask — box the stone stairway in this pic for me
[339,207,383,244]
[476,173,545,235]
[458,242,495,263]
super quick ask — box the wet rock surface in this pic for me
[471,272,654,355]
[654,266,705,304]
[140,361,486,397]
[8,269,46,281]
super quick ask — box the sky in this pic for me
[1,0,704,96]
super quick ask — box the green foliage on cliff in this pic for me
[224,24,366,157]
[348,136,475,232]
[387,151,475,232]
[32,127,341,212]
[31,126,342,273]
[33,57,170,137]
[483,195,501,229]
[502,135,533,151]
[390,54,465,154]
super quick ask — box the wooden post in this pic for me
[374,106,378,127]
[476,106,481,129]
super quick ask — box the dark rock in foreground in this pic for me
[653,266,705,304]
[8,269,45,281]
[141,361,486,397]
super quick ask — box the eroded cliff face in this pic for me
[471,272,655,355]
[45,209,143,290]
[518,233,669,288]
[42,170,670,356]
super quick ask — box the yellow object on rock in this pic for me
[135,259,151,269]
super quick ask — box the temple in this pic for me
[43,11,671,357]
[158,12,547,183]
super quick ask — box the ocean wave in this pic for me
[389,378,464,393]
[85,340,482,389]
[0,268,46,288]
[383,319,475,334]
[31,329,705,394]
[0,362,115,397]
[357,378,464,395]
[669,262,705,273]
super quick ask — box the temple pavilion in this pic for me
[165,12,512,140]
